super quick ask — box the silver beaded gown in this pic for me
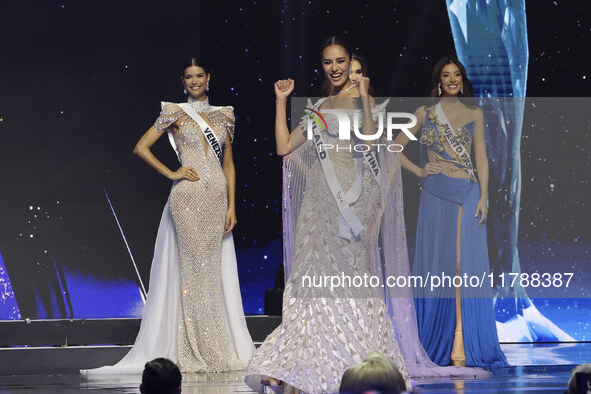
[157,98,249,372]
[81,98,254,375]
[245,104,411,393]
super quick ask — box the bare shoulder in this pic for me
[414,105,428,126]
[470,105,484,121]
[415,105,428,117]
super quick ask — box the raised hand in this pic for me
[274,78,295,100]
[170,166,199,181]
[353,76,371,98]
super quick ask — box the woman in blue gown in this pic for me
[394,56,508,370]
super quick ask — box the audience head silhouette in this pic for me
[567,363,591,394]
[140,358,182,394]
[339,351,406,394]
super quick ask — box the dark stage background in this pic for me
[0,1,589,339]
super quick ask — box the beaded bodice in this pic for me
[420,106,474,169]
[154,99,235,183]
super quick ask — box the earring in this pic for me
[438,85,442,96]
[460,85,464,95]
[183,88,187,95]
[206,82,210,92]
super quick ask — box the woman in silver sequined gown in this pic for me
[82,58,254,375]
[245,37,411,393]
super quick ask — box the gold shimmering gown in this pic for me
[153,98,247,372]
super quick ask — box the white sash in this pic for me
[306,99,385,239]
[361,99,389,194]
[434,103,477,182]
[179,103,224,165]
[310,123,364,239]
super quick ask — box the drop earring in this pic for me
[183,87,187,95]
[206,82,210,92]
[438,85,442,96]
[460,84,464,95]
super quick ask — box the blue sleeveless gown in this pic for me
[413,109,508,370]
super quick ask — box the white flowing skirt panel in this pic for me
[81,201,254,375]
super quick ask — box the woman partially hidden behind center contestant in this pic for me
[245,36,411,393]
[394,56,508,369]
[83,57,254,375]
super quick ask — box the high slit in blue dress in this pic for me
[413,107,508,370]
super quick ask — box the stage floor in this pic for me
[0,343,587,393]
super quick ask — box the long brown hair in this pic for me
[428,56,476,107]
[352,53,376,97]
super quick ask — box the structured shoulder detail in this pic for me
[154,102,183,132]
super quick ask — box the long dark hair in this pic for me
[428,56,475,107]
[141,358,182,394]
[180,57,211,76]
[320,35,354,97]
[352,53,376,97]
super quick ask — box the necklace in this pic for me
[333,83,356,96]
[188,96,211,112]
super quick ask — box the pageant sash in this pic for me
[166,130,180,162]
[362,146,383,193]
[307,99,363,239]
[354,99,388,192]
[433,103,477,182]
[362,100,389,193]
[306,98,386,239]
[306,99,385,191]
[179,103,223,165]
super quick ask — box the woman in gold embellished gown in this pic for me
[82,57,254,375]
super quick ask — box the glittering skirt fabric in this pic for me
[169,168,246,372]
[245,156,410,393]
